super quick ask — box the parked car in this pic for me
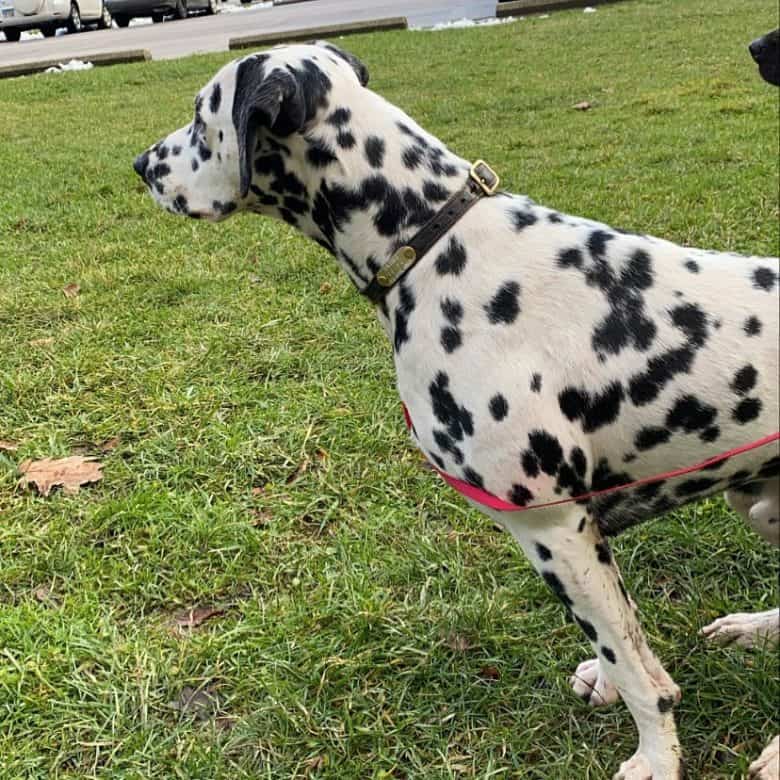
[0,0,111,40]
[105,0,216,27]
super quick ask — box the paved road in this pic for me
[0,0,496,66]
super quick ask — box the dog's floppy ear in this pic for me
[232,54,306,198]
[320,41,369,86]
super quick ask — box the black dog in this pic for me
[749,28,779,86]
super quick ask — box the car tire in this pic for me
[66,1,82,32]
[206,0,216,14]
[3,29,22,41]
[113,11,129,24]
[174,0,186,18]
[41,23,57,35]
[97,2,112,27]
[151,11,163,21]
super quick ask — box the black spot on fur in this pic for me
[485,281,521,325]
[530,373,542,393]
[752,266,778,291]
[557,248,584,269]
[601,646,616,664]
[542,571,573,607]
[402,146,424,170]
[423,180,449,202]
[209,83,222,114]
[441,327,461,353]
[635,426,671,451]
[676,477,718,496]
[521,450,540,478]
[666,395,717,432]
[535,543,552,561]
[529,431,563,475]
[435,236,467,276]
[512,208,538,231]
[336,131,356,149]
[429,372,474,443]
[743,316,762,336]
[393,283,416,352]
[684,259,699,273]
[326,107,351,126]
[489,394,509,421]
[575,615,598,642]
[306,141,337,167]
[558,382,624,433]
[463,467,484,489]
[509,483,534,506]
[731,365,758,396]
[595,541,612,564]
[364,136,385,169]
[658,695,675,713]
[732,397,762,424]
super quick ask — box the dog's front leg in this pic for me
[495,507,683,779]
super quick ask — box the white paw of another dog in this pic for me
[700,609,780,648]
[749,735,780,780]
[570,657,620,706]
[612,751,653,780]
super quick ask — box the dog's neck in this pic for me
[247,92,471,299]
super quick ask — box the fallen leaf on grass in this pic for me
[573,100,592,111]
[63,283,81,298]
[29,337,55,348]
[18,456,103,496]
[318,282,332,294]
[99,436,121,452]
[249,508,272,527]
[172,605,225,629]
[0,440,18,452]
[478,665,501,681]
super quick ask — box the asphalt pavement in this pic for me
[0,0,497,67]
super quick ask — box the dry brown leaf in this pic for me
[319,282,332,294]
[63,283,81,298]
[0,440,18,452]
[573,100,592,111]
[33,584,52,602]
[18,456,103,496]
[250,508,272,527]
[478,665,501,681]
[285,459,310,484]
[251,486,265,496]
[29,337,55,348]
[172,605,225,629]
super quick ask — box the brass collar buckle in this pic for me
[470,160,500,195]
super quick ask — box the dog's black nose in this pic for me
[134,151,150,179]
[748,39,764,63]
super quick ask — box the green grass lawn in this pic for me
[0,0,778,777]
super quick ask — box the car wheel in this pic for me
[113,11,129,24]
[97,2,112,27]
[151,11,163,22]
[206,0,217,14]
[66,1,82,32]
[3,29,22,41]
[41,24,57,35]
[174,0,186,18]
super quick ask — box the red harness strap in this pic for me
[402,404,780,512]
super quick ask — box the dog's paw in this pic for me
[613,752,653,780]
[700,609,780,648]
[749,735,780,780]
[570,657,620,706]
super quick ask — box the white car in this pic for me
[1,0,111,40]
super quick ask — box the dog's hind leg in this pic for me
[495,506,683,779]
[701,478,780,648]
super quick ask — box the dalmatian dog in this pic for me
[749,28,779,86]
[134,42,780,779]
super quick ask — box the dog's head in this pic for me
[133,42,370,223]
[748,28,779,86]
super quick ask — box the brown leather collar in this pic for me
[362,161,500,305]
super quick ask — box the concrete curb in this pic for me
[272,0,319,5]
[496,0,627,17]
[229,16,407,49]
[0,48,151,79]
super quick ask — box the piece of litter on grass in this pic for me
[18,456,104,496]
[584,6,597,12]
[415,16,518,31]
[63,282,80,298]
[0,440,18,452]
[573,100,593,110]
[45,60,94,74]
